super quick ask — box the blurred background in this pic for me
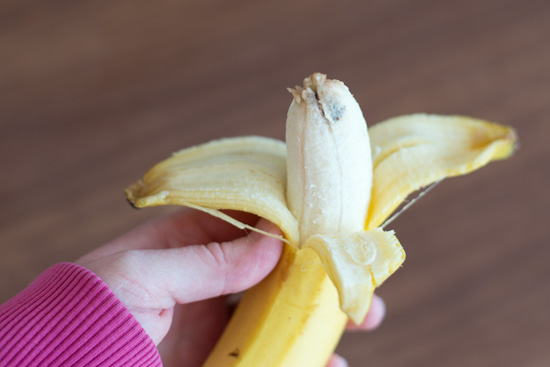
[1,0,549,366]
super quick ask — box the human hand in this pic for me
[78,210,385,367]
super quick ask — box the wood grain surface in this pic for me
[1,0,549,366]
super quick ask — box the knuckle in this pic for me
[204,242,230,294]
[205,242,230,269]
[105,250,157,306]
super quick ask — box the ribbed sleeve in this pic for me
[0,263,162,367]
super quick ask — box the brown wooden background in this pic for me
[1,0,549,366]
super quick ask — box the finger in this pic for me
[121,218,283,305]
[80,209,260,261]
[345,294,386,331]
[326,354,348,367]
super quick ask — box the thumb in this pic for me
[131,219,284,305]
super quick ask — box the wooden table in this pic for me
[1,0,549,365]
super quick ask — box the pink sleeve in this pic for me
[0,263,162,367]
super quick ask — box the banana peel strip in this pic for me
[305,229,404,324]
[125,136,300,245]
[366,114,517,229]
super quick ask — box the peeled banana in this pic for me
[126,73,516,367]
[286,73,372,242]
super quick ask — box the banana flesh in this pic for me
[125,74,517,367]
[286,73,372,243]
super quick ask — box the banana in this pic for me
[125,73,516,367]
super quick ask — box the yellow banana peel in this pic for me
[126,73,516,367]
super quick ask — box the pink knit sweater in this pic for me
[0,263,162,366]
